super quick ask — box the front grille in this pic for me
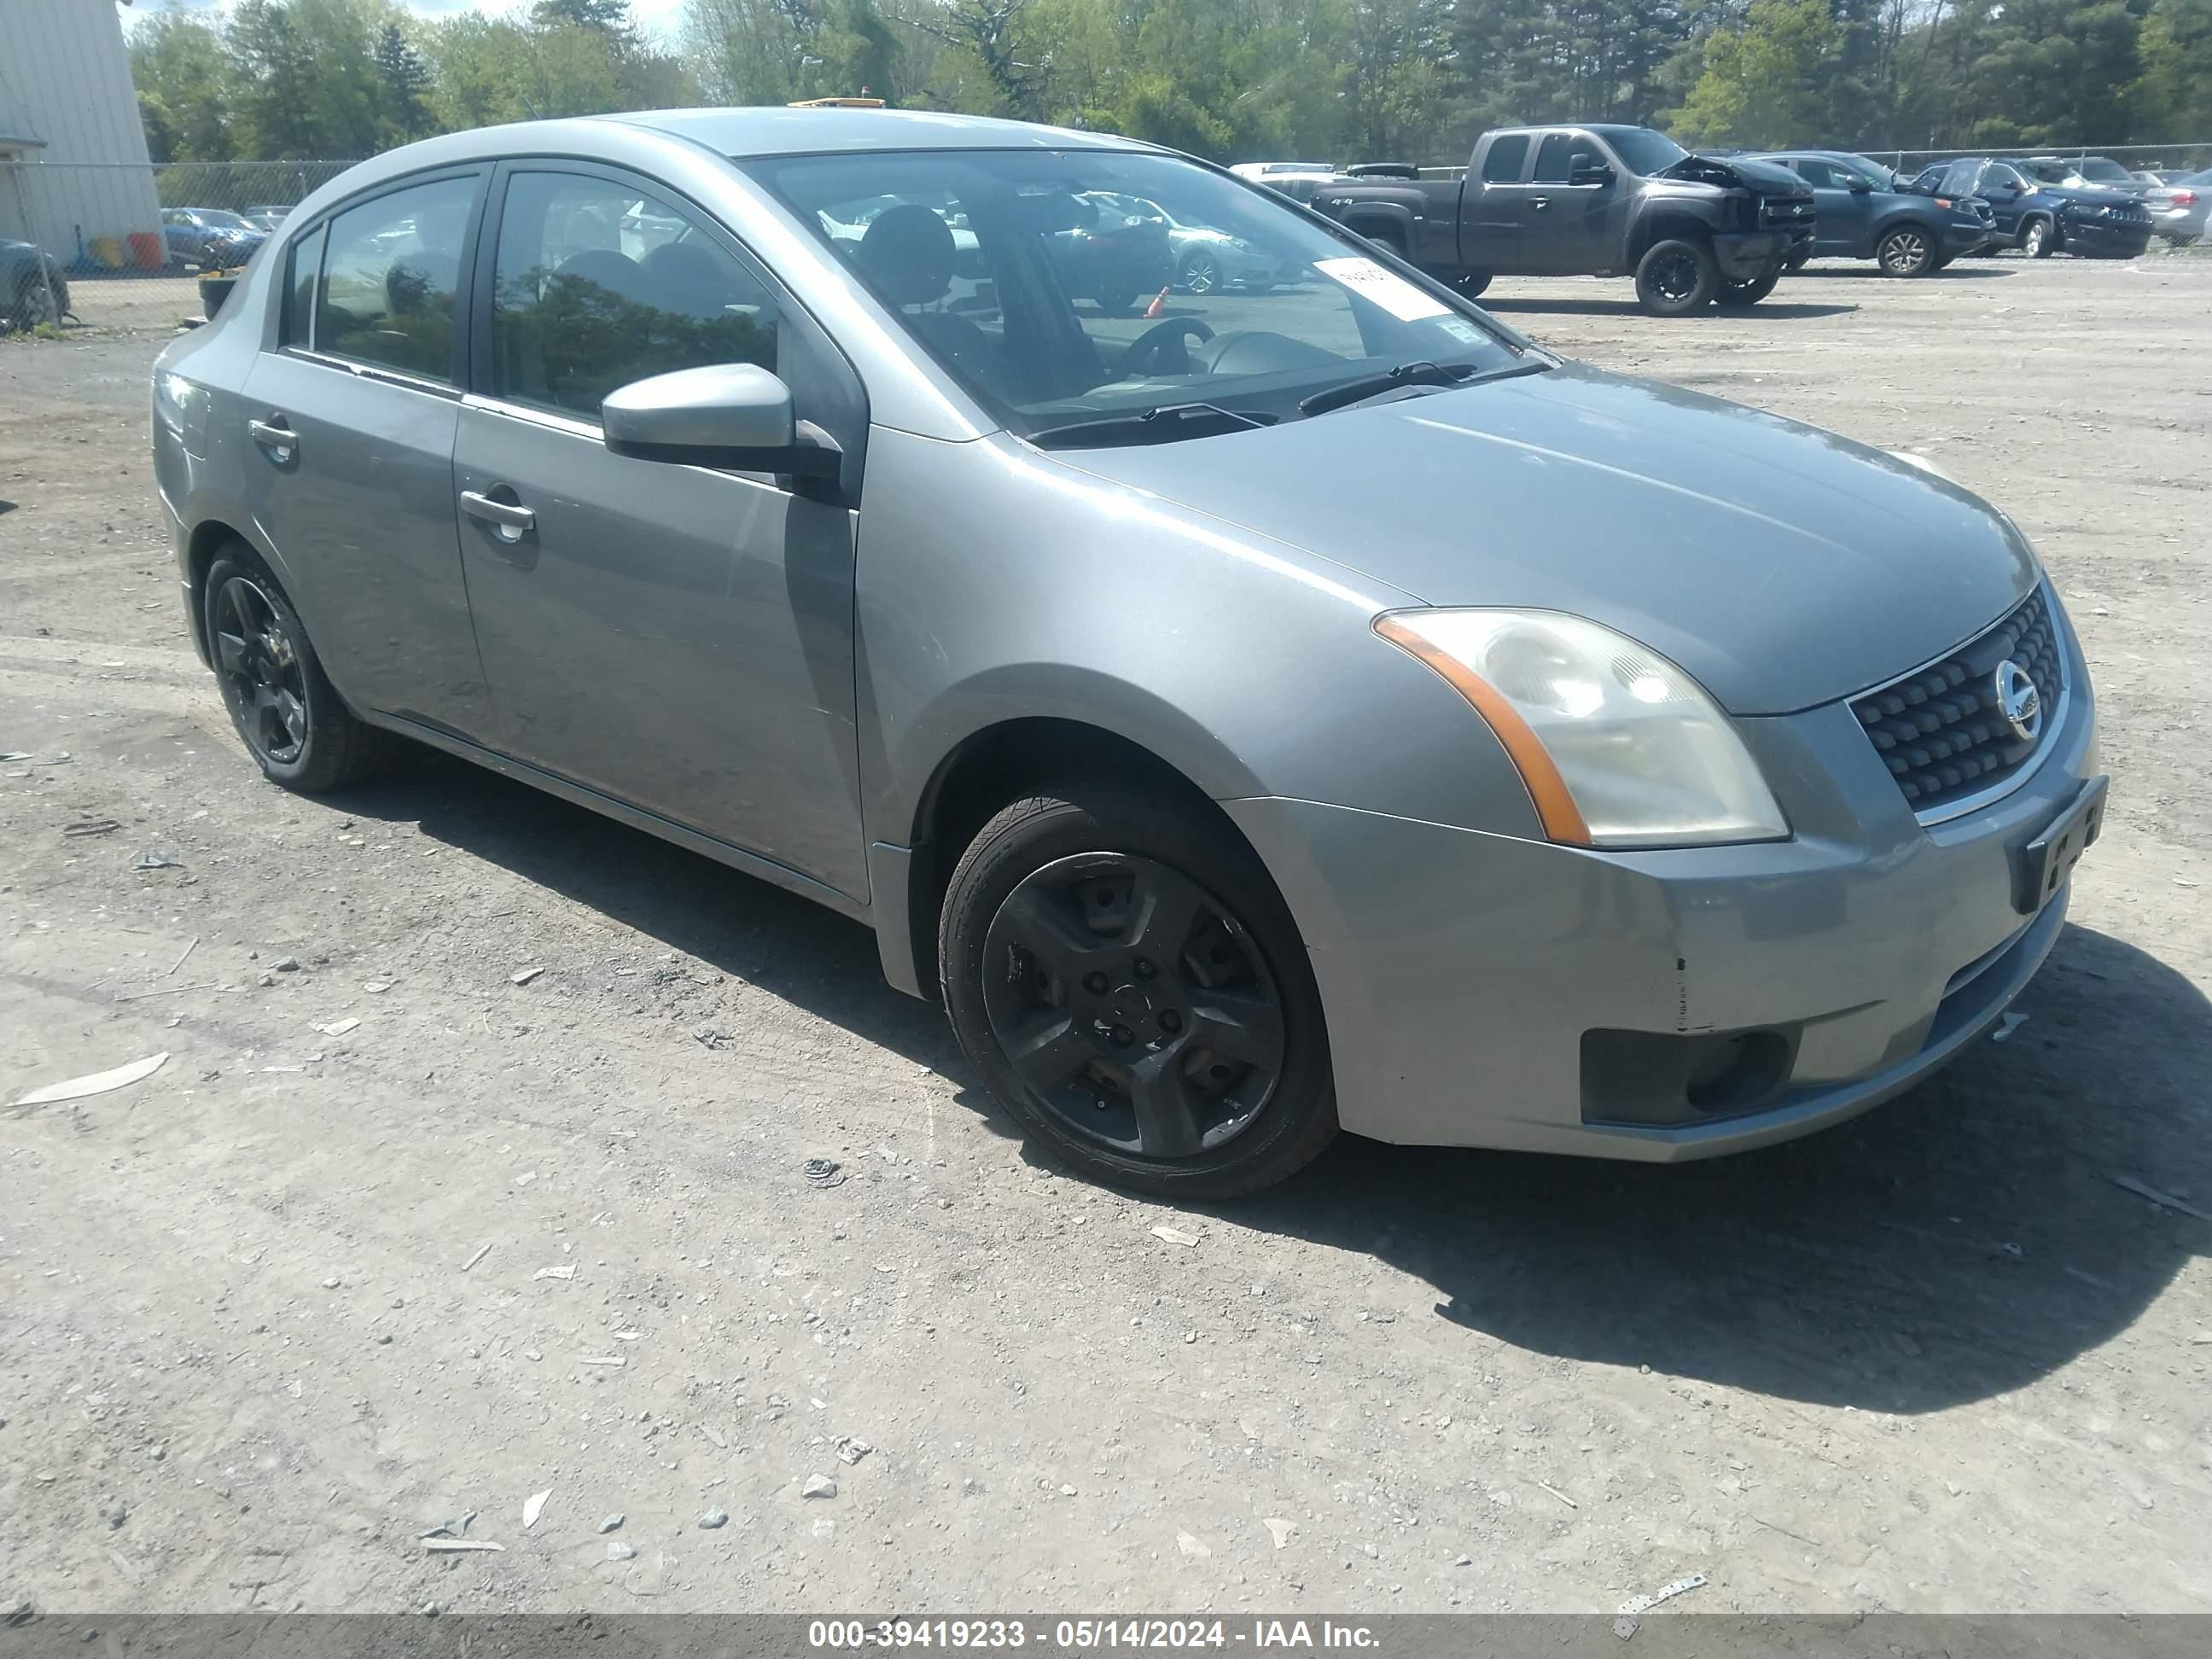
[1850,586,2065,813]
[1758,195,1815,228]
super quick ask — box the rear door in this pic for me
[450,160,870,900]
[239,168,495,740]
[1459,133,1533,271]
[1788,157,1870,256]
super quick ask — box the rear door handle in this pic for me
[1529,195,1551,210]
[460,490,535,535]
[247,417,295,459]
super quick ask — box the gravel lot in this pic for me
[3,249,2209,1619]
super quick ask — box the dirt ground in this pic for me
[3,247,2209,1620]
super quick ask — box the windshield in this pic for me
[747,148,1522,440]
[1601,128,1690,175]
[198,209,250,230]
[2075,158,2132,183]
[2016,160,2069,183]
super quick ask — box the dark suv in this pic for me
[1749,150,1991,276]
[1908,158,2151,259]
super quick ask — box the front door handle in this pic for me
[247,417,296,461]
[1529,195,1551,210]
[460,489,535,537]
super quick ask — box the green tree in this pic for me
[374,20,434,146]
[131,12,236,163]
[1672,0,1844,145]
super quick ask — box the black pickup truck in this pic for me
[1311,124,1816,316]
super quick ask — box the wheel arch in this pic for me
[1333,201,1419,255]
[882,713,1277,1003]
[1627,211,1715,266]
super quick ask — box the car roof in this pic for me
[611,107,1155,159]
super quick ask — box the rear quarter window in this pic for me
[1481,136,1529,183]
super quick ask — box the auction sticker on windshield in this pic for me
[1312,256,1450,322]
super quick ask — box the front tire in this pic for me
[1715,262,1782,306]
[939,786,1338,1198]
[1453,271,1493,299]
[1634,237,1719,316]
[1177,247,1222,294]
[2021,215,2056,258]
[1876,224,1935,276]
[202,546,389,791]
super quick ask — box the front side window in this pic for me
[316,174,477,382]
[488,171,777,422]
[1533,134,1574,185]
[748,148,1520,441]
[1481,136,1529,183]
[1793,159,1838,189]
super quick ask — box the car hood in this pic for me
[1664,154,1807,195]
[1045,364,2039,716]
[2037,184,2141,209]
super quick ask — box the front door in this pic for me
[452,163,869,901]
[241,169,495,739]
[1790,158,1871,256]
[1522,131,1619,274]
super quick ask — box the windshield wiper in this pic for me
[1028,402,1275,450]
[1299,358,1549,418]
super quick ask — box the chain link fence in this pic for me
[3,160,357,333]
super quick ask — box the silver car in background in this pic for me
[150,109,2104,1197]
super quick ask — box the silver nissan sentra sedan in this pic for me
[150,108,2105,1196]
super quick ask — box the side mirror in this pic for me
[1569,162,1613,187]
[1848,179,1873,194]
[602,363,840,480]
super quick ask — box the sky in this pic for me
[119,0,690,48]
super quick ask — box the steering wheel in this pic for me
[1110,317,1215,380]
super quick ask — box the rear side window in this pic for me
[1532,134,1574,184]
[317,174,478,383]
[487,170,779,423]
[1481,136,1529,183]
[282,223,325,349]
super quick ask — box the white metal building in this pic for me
[1,0,162,264]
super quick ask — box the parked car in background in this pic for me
[2,236,70,330]
[1046,192,1173,312]
[2143,169,2208,246]
[150,108,2104,1196]
[2019,156,2145,193]
[1081,190,1292,293]
[1906,159,2151,258]
[1231,162,1342,205]
[1315,124,1814,314]
[241,205,294,233]
[1749,150,1989,275]
[161,207,267,270]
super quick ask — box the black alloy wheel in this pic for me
[981,853,1284,1161]
[938,786,1338,1196]
[212,573,310,767]
[201,547,389,790]
[1634,237,1720,316]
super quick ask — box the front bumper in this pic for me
[1942,220,1992,256]
[1713,229,1809,279]
[1225,592,2099,1160]
[2060,217,2152,255]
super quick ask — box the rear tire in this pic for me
[1453,271,1493,299]
[202,545,390,792]
[939,784,1338,1199]
[2021,215,2056,258]
[1633,237,1719,316]
[1876,224,1935,276]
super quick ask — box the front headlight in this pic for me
[1375,608,1789,848]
